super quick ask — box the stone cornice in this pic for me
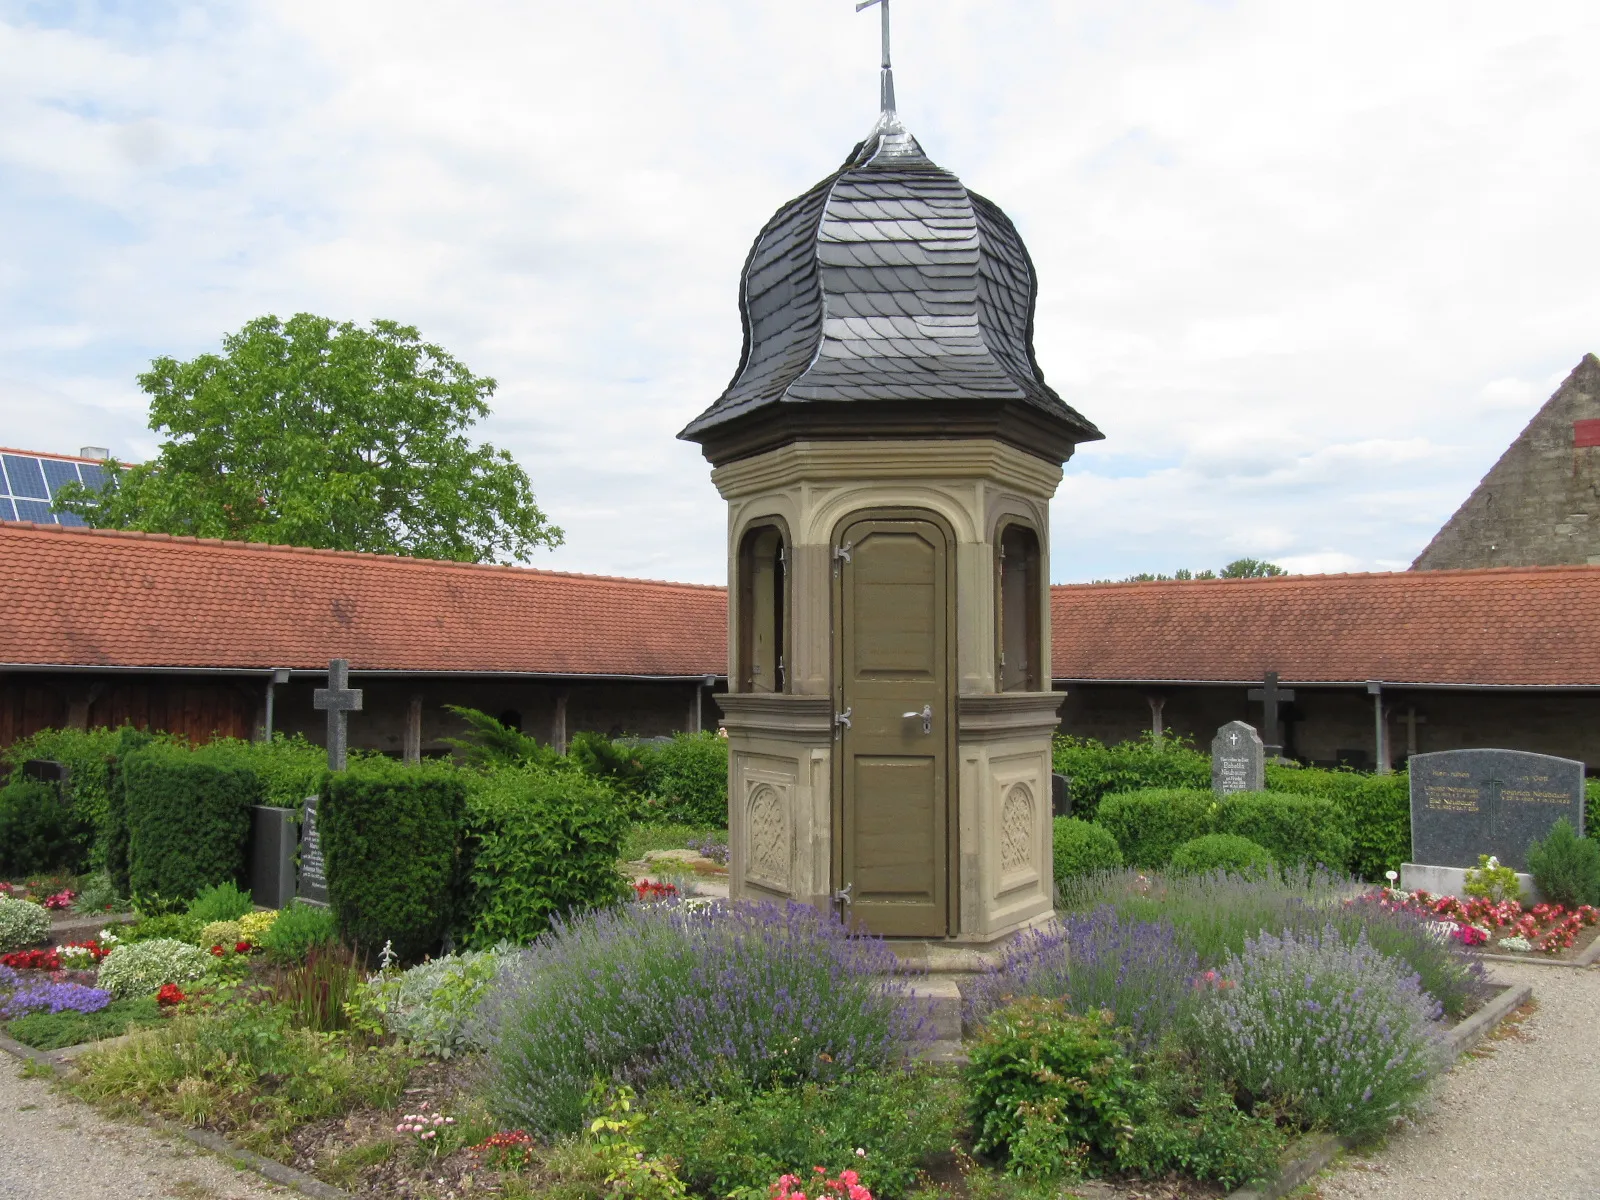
[715,693,834,739]
[956,691,1067,741]
[711,438,1064,501]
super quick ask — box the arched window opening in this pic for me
[738,524,788,693]
[997,522,1042,692]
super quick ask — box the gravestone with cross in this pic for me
[1211,721,1265,795]
[1409,748,1585,871]
[1246,671,1294,759]
[313,658,363,772]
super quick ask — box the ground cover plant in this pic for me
[1369,883,1600,955]
[4,995,163,1050]
[0,895,51,952]
[478,899,925,1137]
[97,937,210,998]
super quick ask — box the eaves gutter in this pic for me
[1052,677,1600,693]
[0,662,726,684]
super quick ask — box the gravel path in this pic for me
[0,1054,288,1200]
[1318,962,1599,1200]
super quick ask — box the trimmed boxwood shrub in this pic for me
[1215,791,1351,873]
[457,766,629,948]
[1266,763,1408,881]
[123,742,262,903]
[320,759,465,961]
[1095,789,1215,868]
[1171,833,1275,876]
[0,778,92,875]
[1052,817,1123,885]
[1051,734,1210,821]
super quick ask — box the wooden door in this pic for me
[834,514,953,937]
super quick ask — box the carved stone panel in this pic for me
[1000,782,1034,875]
[745,779,793,893]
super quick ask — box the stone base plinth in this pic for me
[1401,862,1542,904]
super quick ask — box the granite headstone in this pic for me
[1410,748,1585,870]
[1051,773,1072,818]
[249,806,298,909]
[296,794,329,907]
[1211,721,1265,795]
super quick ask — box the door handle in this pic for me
[902,704,933,734]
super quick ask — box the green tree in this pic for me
[1219,558,1287,578]
[55,314,562,564]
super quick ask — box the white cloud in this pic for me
[1,0,1597,585]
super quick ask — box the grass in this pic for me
[4,996,163,1050]
[619,822,725,862]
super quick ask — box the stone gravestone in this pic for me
[249,806,298,909]
[1211,721,1265,795]
[312,658,363,772]
[1409,748,1585,872]
[296,794,329,907]
[1051,773,1072,818]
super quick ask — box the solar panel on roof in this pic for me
[41,459,80,497]
[14,498,54,523]
[57,510,87,527]
[77,463,107,490]
[2,455,48,500]
[0,497,14,522]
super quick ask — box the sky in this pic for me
[2,0,1597,585]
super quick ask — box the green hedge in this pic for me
[1587,779,1599,840]
[0,777,92,875]
[320,759,465,961]
[1215,791,1352,873]
[1095,789,1215,868]
[1051,735,1209,821]
[1051,817,1123,886]
[640,732,730,826]
[2,727,128,873]
[122,742,262,902]
[1170,833,1275,876]
[457,766,629,948]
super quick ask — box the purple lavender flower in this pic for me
[1,981,112,1019]
[965,906,1198,1048]
[686,834,730,866]
[477,899,926,1136]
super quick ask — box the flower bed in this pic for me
[1362,886,1600,956]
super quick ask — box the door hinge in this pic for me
[833,542,852,564]
[834,706,852,734]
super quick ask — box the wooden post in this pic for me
[1144,693,1166,745]
[552,693,569,755]
[690,684,703,734]
[1367,681,1389,774]
[403,693,423,766]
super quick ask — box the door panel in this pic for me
[836,517,952,938]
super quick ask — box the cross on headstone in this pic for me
[1246,671,1295,759]
[312,658,363,771]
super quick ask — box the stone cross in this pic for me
[1246,671,1295,759]
[312,658,363,771]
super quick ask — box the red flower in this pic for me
[1,948,60,971]
[209,944,225,957]
[157,983,186,1007]
[234,940,253,954]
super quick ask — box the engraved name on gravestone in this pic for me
[1211,721,1265,795]
[1409,748,1585,870]
[297,794,329,907]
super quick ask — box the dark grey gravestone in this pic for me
[249,806,298,909]
[296,794,329,907]
[1051,773,1072,818]
[22,759,68,786]
[1410,749,1585,870]
[1211,721,1265,795]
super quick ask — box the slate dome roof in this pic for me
[680,112,1101,465]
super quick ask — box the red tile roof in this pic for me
[6,522,1598,688]
[1050,566,1600,687]
[0,522,727,677]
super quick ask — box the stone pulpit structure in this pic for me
[680,83,1101,941]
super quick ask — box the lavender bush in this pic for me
[1062,868,1489,1018]
[477,899,925,1136]
[687,833,729,866]
[1,980,112,1019]
[1194,925,1447,1138]
[965,907,1198,1048]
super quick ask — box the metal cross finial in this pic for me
[855,0,896,115]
